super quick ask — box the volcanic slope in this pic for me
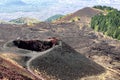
[29,42,105,80]
[2,36,105,80]
[55,7,102,23]
[0,54,39,80]
[33,21,120,80]
[0,7,120,80]
[0,21,120,79]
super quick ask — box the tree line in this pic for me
[91,6,120,40]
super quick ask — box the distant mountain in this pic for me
[0,20,11,24]
[9,17,40,25]
[56,7,102,23]
[45,14,64,22]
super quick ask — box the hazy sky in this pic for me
[0,0,120,21]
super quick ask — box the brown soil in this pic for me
[30,42,105,80]
[0,56,40,80]
[56,7,102,23]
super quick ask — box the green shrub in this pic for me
[91,6,120,40]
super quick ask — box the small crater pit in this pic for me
[13,38,58,52]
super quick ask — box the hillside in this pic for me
[30,42,105,80]
[0,21,120,79]
[0,20,11,24]
[45,14,63,22]
[93,5,117,11]
[0,54,39,80]
[91,6,120,40]
[9,17,40,25]
[56,7,102,23]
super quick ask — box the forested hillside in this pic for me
[93,5,117,11]
[91,6,120,40]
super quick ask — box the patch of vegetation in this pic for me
[70,17,80,22]
[9,17,40,25]
[93,5,117,12]
[91,6,120,40]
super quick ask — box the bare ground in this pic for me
[0,55,40,80]
[0,21,120,80]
